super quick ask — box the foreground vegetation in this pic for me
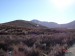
[0,25,75,56]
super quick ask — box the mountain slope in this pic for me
[61,21,75,29]
[31,20,59,28]
[31,20,75,29]
[2,20,47,28]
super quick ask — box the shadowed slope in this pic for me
[2,20,47,28]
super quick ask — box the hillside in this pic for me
[2,20,47,29]
[0,24,75,56]
[60,21,75,29]
[32,20,59,28]
[31,20,75,29]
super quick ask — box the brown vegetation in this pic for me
[0,25,75,56]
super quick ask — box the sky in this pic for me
[0,0,75,24]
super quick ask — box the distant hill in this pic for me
[60,21,75,29]
[31,20,75,29]
[31,20,59,28]
[2,20,47,28]
[1,19,75,29]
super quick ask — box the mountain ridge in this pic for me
[1,19,75,29]
[31,19,75,29]
[1,20,47,29]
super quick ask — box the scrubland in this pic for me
[0,25,75,56]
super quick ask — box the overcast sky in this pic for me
[0,0,75,24]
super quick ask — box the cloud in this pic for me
[50,0,75,11]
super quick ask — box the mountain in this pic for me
[2,20,47,28]
[31,20,75,29]
[1,19,75,29]
[31,20,59,28]
[61,21,75,29]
